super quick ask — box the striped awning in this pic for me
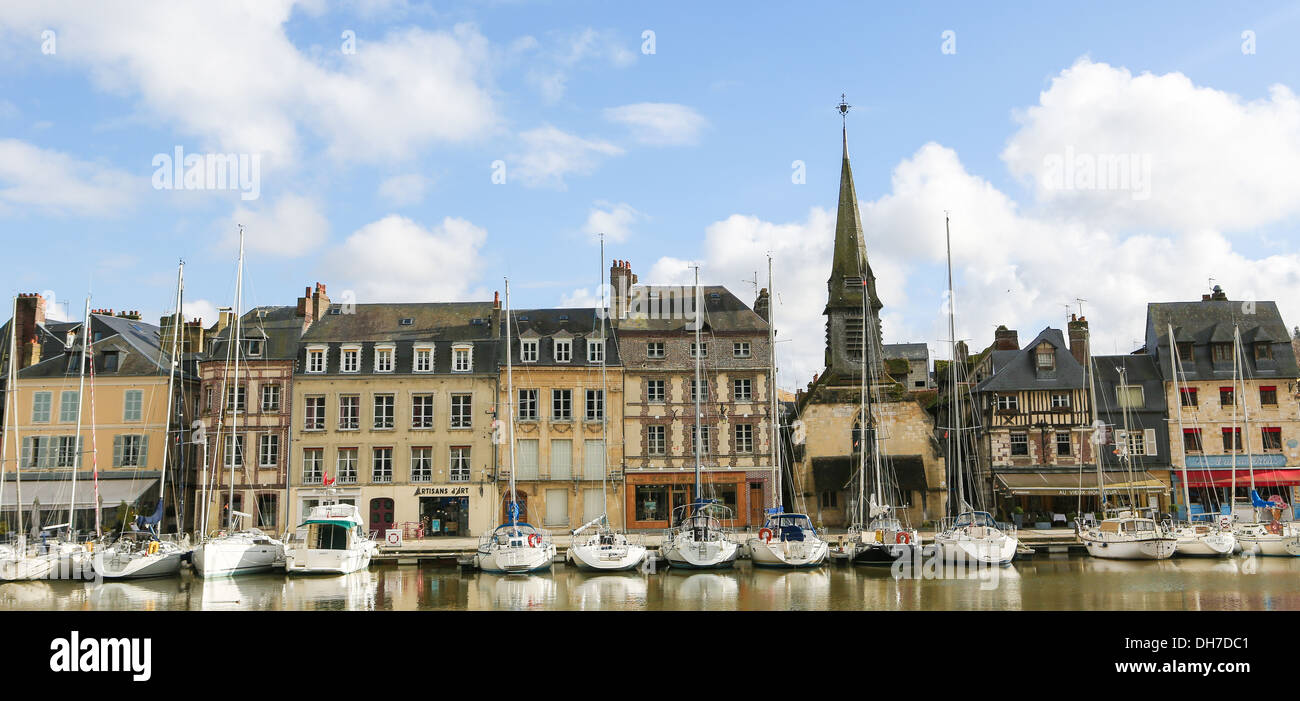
[0,479,156,512]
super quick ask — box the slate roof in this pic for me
[205,305,302,361]
[974,327,1086,392]
[14,313,181,379]
[295,301,499,376]
[1144,298,1300,381]
[883,343,929,361]
[1092,353,1168,414]
[506,308,622,367]
[615,285,768,334]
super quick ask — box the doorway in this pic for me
[369,498,394,536]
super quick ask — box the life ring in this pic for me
[895,531,912,545]
[147,541,160,555]
[759,527,774,543]
[526,533,541,548]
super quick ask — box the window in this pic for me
[304,396,326,430]
[21,436,53,468]
[1255,343,1273,361]
[554,340,572,363]
[56,436,81,468]
[647,342,665,359]
[1010,433,1029,456]
[411,447,433,482]
[545,488,569,526]
[412,394,435,429]
[337,448,358,483]
[449,447,471,482]
[206,388,216,412]
[374,346,394,373]
[226,384,246,412]
[692,426,712,455]
[520,339,539,363]
[1180,388,1198,407]
[414,347,433,372]
[224,434,244,468]
[733,341,751,358]
[102,352,119,372]
[1263,427,1283,452]
[587,339,604,363]
[1260,386,1278,406]
[1050,393,1070,409]
[647,379,665,403]
[551,439,573,479]
[734,424,754,453]
[518,389,538,421]
[552,389,572,421]
[1177,342,1193,363]
[585,389,604,422]
[1035,343,1055,370]
[261,384,281,412]
[1183,428,1204,453]
[733,378,752,401]
[516,439,539,480]
[256,493,277,529]
[59,391,79,423]
[845,315,865,360]
[1212,343,1232,363]
[246,338,263,357]
[109,434,145,468]
[647,425,666,455]
[450,394,472,429]
[452,346,472,372]
[123,390,143,422]
[302,448,323,484]
[372,447,393,483]
[1116,385,1144,409]
[820,491,839,508]
[340,347,360,373]
[32,391,51,423]
[996,395,1019,411]
[583,439,605,480]
[690,342,708,358]
[339,395,360,430]
[1220,387,1235,407]
[373,394,395,429]
[307,348,326,373]
[259,434,279,467]
[1222,427,1243,452]
[1127,431,1146,456]
[1056,432,1071,456]
[691,379,709,403]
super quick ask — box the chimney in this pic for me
[754,287,771,322]
[609,259,635,319]
[185,319,205,356]
[15,293,46,369]
[1210,285,1228,301]
[993,325,1019,351]
[1067,314,1089,366]
[116,310,142,321]
[311,283,330,321]
[296,285,312,319]
[491,290,501,332]
[159,312,185,352]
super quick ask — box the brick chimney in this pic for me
[295,282,331,332]
[993,325,1019,351]
[15,293,46,369]
[1067,314,1089,366]
[609,259,637,319]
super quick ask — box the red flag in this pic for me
[323,471,335,487]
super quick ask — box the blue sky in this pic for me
[3,1,1300,386]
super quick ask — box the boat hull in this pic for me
[747,537,829,568]
[661,538,739,569]
[1237,534,1300,557]
[284,547,373,575]
[93,550,184,579]
[1174,532,1236,557]
[193,540,284,577]
[476,544,556,574]
[850,542,919,566]
[935,535,1018,566]
[0,554,55,581]
[1083,537,1177,560]
[566,543,646,572]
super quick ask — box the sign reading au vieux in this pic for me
[413,485,472,498]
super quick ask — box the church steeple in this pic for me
[823,95,884,379]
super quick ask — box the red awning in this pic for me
[1178,469,1300,488]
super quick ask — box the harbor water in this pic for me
[5,554,1300,611]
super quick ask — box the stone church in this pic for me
[790,120,948,530]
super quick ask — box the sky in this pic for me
[2,1,1300,390]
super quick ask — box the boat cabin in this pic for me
[763,513,816,542]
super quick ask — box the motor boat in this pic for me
[284,502,377,575]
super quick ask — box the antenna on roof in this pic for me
[1074,298,1087,317]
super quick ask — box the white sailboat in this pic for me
[94,262,189,579]
[474,277,557,574]
[283,501,376,575]
[660,267,739,569]
[567,239,647,572]
[933,215,1018,566]
[193,228,286,576]
[748,256,828,568]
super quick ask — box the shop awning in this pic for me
[1174,469,1300,488]
[891,456,929,492]
[0,479,156,513]
[995,471,1167,496]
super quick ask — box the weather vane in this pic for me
[836,93,851,122]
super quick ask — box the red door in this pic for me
[369,498,394,537]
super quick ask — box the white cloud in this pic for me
[511,125,623,189]
[559,287,600,308]
[226,194,329,257]
[324,214,488,302]
[0,139,138,216]
[583,201,642,243]
[377,173,428,205]
[603,103,707,146]
[523,28,635,103]
[182,299,223,327]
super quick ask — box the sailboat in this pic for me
[660,267,739,569]
[933,215,1019,566]
[474,277,557,574]
[567,241,647,572]
[1166,323,1235,557]
[748,256,828,568]
[93,262,189,579]
[0,295,56,582]
[193,229,286,576]
[1079,326,1176,560]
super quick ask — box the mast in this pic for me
[858,251,869,526]
[693,266,703,502]
[87,314,101,538]
[67,294,91,536]
[1086,326,1104,511]
[945,214,964,515]
[767,255,780,512]
[599,236,609,527]
[229,229,243,530]
[159,261,184,535]
[1,297,15,537]
[1169,324,1194,523]
[1229,325,1241,511]
[505,277,517,530]
[1235,325,1257,500]
[11,296,23,539]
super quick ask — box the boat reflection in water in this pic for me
[568,571,649,610]
[472,572,558,611]
[660,570,740,610]
[746,566,830,611]
[281,570,376,611]
[199,574,280,611]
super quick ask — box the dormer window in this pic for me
[306,346,327,373]
[1116,385,1144,408]
[101,351,119,372]
[1177,342,1193,363]
[1212,343,1232,363]
[1255,343,1273,361]
[554,339,572,363]
[520,339,539,363]
[245,338,263,357]
[413,346,433,373]
[587,339,604,363]
[340,346,360,373]
[452,345,472,372]
[374,345,395,373]
[1035,343,1055,371]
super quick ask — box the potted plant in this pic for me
[1012,505,1025,529]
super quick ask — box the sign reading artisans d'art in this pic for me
[413,485,472,498]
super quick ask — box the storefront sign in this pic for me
[1186,455,1287,469]
[413,485,471,498]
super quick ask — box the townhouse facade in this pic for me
[288,299,500,537]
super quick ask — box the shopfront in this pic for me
[1173,455,1300,520]
[994,470,1170,524]
[625,471,764,530]
[416,485,471,537]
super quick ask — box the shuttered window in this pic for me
[59,391,80,423]
[515,439,539,479]
[544,488,568,526]
[582,488,604,522]
[583,439,605,480]
[550,439,572,480]
[112,434,148,468]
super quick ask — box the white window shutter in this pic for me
[583,439,604,480]
[20,437,32,468]
[112,435,123,468]
[550,440,571,480]
[139,435,149,468]
[1144,428,1157,457]
[516,439,539,480]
